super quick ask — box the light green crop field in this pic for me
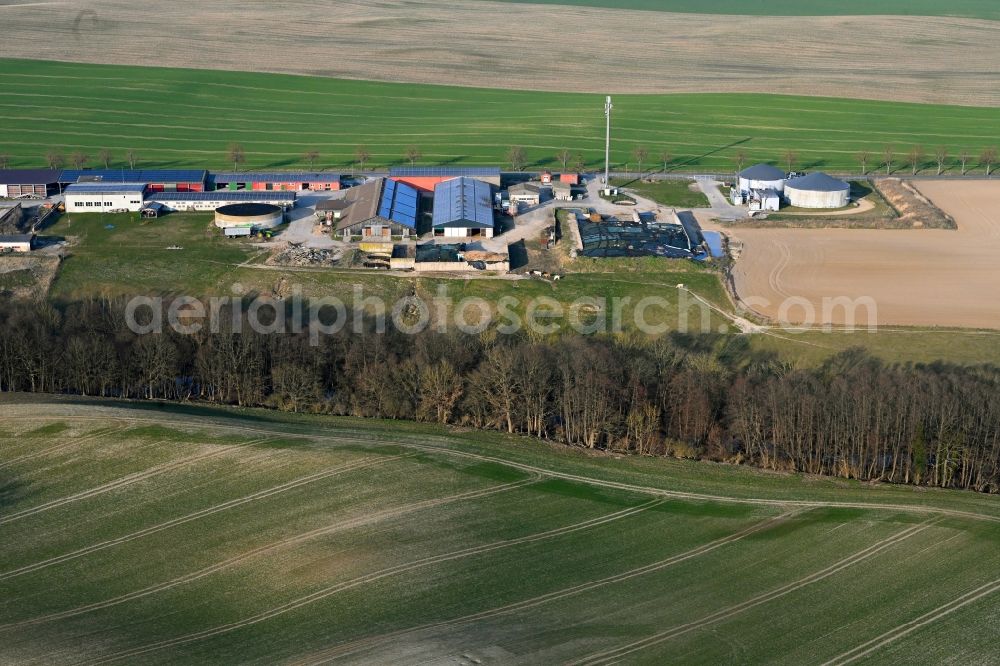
[485,0,1000,19]
[2,59,1000,174]
[0,398,997,665]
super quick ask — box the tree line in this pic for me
[1,297,998,494]
[5,143,995,177]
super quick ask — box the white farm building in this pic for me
[785,172,850,209]
[64,183,147,212]
[738,164,786,193]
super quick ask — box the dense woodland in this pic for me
[1,297,998,494]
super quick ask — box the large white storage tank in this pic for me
[214,203,284,230]
[785,172,850,209]
[738,163,786,193]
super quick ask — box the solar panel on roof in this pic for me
[149,191,294,202]
[211,172,340,183]
[431,177,494,229]
[64,182,147,193]
[60,169,207,184]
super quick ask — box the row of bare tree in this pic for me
[8,143,995,177]
[1,298,997,494]
[727,146,999,177]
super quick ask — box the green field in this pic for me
[0,398,997,664]
[2,59,1000,175]
[611,178,712,208]
[49,213,255,299]
[486,0,1000,19]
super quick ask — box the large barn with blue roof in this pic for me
[432,177,495,238]
[335,178,419,242]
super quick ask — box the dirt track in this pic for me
[1,0,999,105]
[725,181,1000,329]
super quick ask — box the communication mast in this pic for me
[604,96,613,184]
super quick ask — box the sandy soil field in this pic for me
[1,0,999,106]
[725,181,1000,329]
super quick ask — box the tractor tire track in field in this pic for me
[77,498,665,665]
[293,510,803,665]
[3,475,539,630]
[572,520,938,665]
[0,455,409,584]
[0,439,275,527]
[5,412,1000,526]
[0,423,127,471]
[821,576,1000,666]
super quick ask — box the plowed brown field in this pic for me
[1,0,999,105]
[727,181,1000,329]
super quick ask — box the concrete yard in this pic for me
[722,180,1000,329]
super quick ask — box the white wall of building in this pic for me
[738,176,785,193]
[0,240,32,252]
[66,193,144,212]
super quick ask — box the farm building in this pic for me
[746,189,781,212]
[785,172,850,208]
[60,169,208,192]
[508,182,541,206]
[64,183,147,212]
[0,169,61,198]
[737,163,786,193]
[147,191,296,212]
[214,203,284,230]
[0,234,35,253]
[211,172,340,192]
[389,166,501,192]
[432,177,495,238]
[315,199,352,225]
[552,181,573,201]
[335,178,419,242]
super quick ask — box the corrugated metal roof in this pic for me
[389,166,500,178]
[64,182,147,194]
[60,169,208,183]
[738,163,785,181]
[0,169,60,185]
[148,191,295,202]
[432,177,494,229]
[786,172,850,192]
[211,172,340,183]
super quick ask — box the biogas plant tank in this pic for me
[214,203,284,230]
